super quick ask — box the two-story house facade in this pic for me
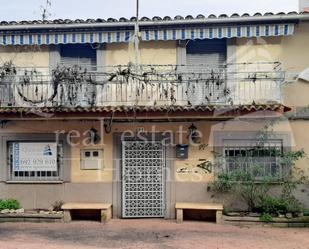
[0,8,309,218]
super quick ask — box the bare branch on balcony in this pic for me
[0,62,285,108]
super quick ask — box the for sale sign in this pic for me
[13,142,57,172]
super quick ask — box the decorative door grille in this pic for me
[122,141,165,218]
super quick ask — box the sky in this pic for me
[0,0,299,21]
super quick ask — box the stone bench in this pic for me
[175,202,224,224]
[62,202,112,223]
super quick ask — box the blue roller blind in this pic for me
[186,39,227,54]
[186,39,227,67]
[60,44,97,70]
[186,39,227,105]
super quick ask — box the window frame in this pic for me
[222,139,285,181]
[1,134,69,184]
[213,131,292,182]
[7,141,64,182]
[184,39,228,105]
[59,44,98,71]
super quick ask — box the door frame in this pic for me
[112,132,175,219]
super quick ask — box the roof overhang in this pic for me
[0,13,307,31]
[0,105,291,121]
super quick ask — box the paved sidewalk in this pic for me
[0,219,308,249]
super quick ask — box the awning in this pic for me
[0,23,295,46]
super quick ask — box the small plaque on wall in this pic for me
[176,144,189,160]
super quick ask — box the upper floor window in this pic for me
[186,39,227,69]
[185,39,227,105]
[60,44,97,71]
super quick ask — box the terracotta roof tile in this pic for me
[0,105,290,114]
[0,12,306,27]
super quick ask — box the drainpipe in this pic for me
[133,0,141,110]
[134,0,141,66]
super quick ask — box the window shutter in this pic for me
[186,39,227,68]
[60,44,97,71]
[186,39,227,105]
[186,53,226,70]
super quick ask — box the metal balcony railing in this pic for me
[0,62,285,108]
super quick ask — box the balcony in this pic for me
[0,62,285,109]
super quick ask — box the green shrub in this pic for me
[255,195,303,215]
[211,169,306,214]
[0,199,21,210]
[208,124,307,215]
[211,169,271,212]
[259,196,288,215]
[223,207,232,215]
[260,213,273,223]
[210,172,234,193]
[285,196,304,214]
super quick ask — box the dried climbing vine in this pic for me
[0,62,232,107]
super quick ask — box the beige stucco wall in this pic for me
[0,41,177,68]
[235,22,309,107]
[235,22,309,69]
[0,28,306,167]
[1,118,308,183]
[0,24,308,210]
[111,122,217,183]
[0,121,112,183]
[233,23,309,187]
[287,120,309,170]
[0,45,50,69]
[235,37,282,63]
[106,41,177,65]
[281,22,309,107]
[0,120,217,184]
[0,118,308,210]
[281,23,309,73]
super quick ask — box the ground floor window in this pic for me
[8,142,63,182]
[222,139,286,180]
